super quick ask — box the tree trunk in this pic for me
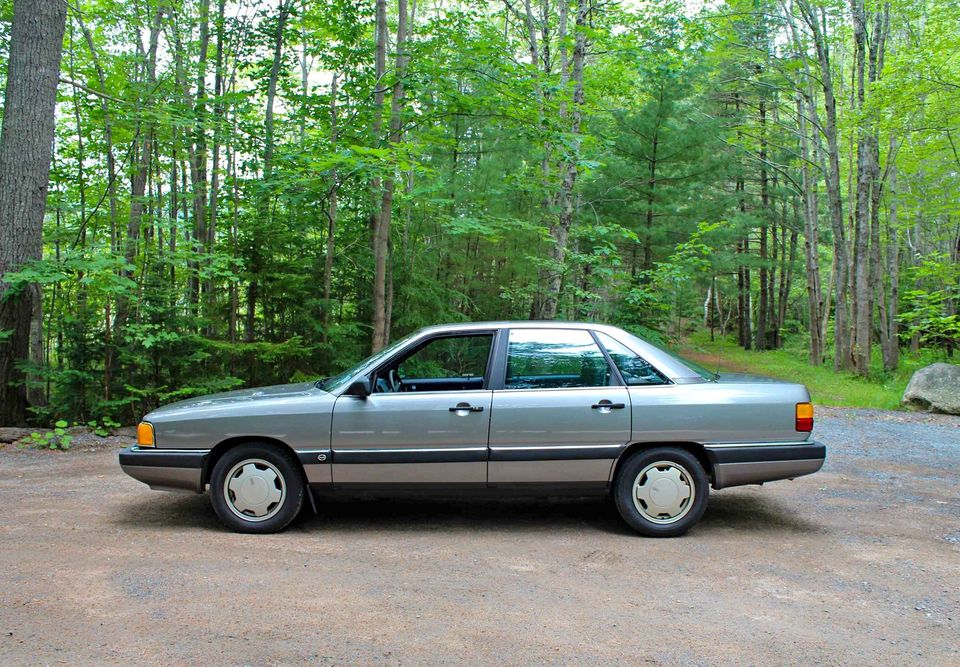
[372,0,409,351]
[369,0,390,351]
[755,96,769,351]
[849,0,872,375]
[879,138,900,371]
[539,0,588,321]
[247,0,291,342]
[114,7,161,334]
[642,97,662,278]
[779,223,798,349]
[799,0,851,370]
[796,92,824,364]
[191,0,211,317]
[206,0,226,327]
[322,74,339,343]
[0,0,67,425]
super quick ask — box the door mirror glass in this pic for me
[505,329,611,389]
[346,376,372,398]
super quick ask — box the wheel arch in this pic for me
[202,435,304,488]
[611,441,714,486]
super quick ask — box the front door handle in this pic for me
[449,403,484,413]
[591,401,626,410]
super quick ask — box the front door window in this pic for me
[375,334,493,393]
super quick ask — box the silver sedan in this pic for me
[120,322,825,536]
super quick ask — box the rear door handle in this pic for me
[450,403,484,412]
[591,402,626,409]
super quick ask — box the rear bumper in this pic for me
[704,441,826,489]
[119,446,207,493]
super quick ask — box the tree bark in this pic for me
[114,7,161,334]
[372,0,409,351]
[798,0,851,370]
[0,0,67,424]
[755,95,769,351]
[369,0,390,351]
[207,0,226,328]
[322,74,339,343]
[247,0,291,342]
[797,95,824,363]
[539,0,589,321]
[849,0,872,375]
[878,138,900,371]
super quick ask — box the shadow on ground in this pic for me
[111,487,824,537]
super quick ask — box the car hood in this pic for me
[147,382,320,417]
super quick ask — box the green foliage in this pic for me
[87,417,120,437]
[683,332,936,410]
[2,0,957,426]
[899,254,960,352]
[23,421,73,450]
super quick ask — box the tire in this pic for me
[613,447,709,537]
[209,443,305,534]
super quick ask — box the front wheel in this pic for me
[613,447,709,537]
[209,443,305,534]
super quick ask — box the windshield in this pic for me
[318,333,417,393]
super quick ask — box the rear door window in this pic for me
[505,329,612,389]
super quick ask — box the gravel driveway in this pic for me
[1,408,958,665]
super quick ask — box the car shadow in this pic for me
[112,489,822,536]
[697,491,824,535]
[112,493,221,531]
[305,496,629,535]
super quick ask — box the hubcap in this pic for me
[632,460,695,524]
[223,459,286,522]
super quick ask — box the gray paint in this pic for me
[628,382,809,444]
[120,465,201,493]
[488,386,630,483]
[331,391,491,483]
[712,458,825,489]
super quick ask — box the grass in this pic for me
[676,331,947,410]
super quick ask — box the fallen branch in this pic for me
[59,76,125,104]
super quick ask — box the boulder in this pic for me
[902,363,960,415]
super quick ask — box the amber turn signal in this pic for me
[795,402,814,432]
[137,421,155,447]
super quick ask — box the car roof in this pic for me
[411,321,704,382]
[418,321,619,334]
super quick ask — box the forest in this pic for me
[0,0,957,426]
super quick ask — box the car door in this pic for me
[331,332,495,486]
[487,327,631,486]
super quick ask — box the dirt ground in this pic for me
[1,408,958,666]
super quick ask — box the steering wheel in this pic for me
[388,369,403,393]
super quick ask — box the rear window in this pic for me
[594,331,668,385]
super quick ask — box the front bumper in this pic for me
[119,446,207,493]
[704,441,826,489]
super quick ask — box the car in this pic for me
[119,321,825,536]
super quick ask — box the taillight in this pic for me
[795,402,814,432]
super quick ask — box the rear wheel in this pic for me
[613,447,708,537]
[210,443,304,534]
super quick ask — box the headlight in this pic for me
[137,421,156,447]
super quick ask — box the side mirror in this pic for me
[346,376,372,399]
